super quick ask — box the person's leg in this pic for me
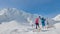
[37,23,41,32]
[36,25,37,29]
[36,23,37,29]
[42,23,46,29]
[37,23,39,28]
[42,22,45,28]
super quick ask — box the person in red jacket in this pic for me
[35,16,40,29]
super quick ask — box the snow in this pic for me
[0,21,19,34]
[0,8,60,34]
[53,14,60,21]
[0,20,60,34]
[0,11,4,15]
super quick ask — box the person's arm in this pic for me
[44,19,46,21]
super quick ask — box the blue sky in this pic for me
[0,0,60,18]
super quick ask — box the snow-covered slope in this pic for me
[0,20,32,34]
[0,8,26,22]
[0,8,39,24]
[53,14,60,21]
[0,8,60,34]
[0,20,60,34]
[0,21,19,34]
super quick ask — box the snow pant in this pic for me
[35,23,39,29]
[41,22,45,27]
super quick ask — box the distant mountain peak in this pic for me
[53,14,60,21]
[0,8,39,23]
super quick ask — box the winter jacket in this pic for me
[35,18,39,24]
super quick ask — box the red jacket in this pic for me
[35,18,39,23]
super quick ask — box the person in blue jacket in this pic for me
[41,17,46,28]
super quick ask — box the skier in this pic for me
[41,17,46,29]
[35,16,40,29]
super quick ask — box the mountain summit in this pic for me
[53,14,60,21]
[0,8,39,24]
